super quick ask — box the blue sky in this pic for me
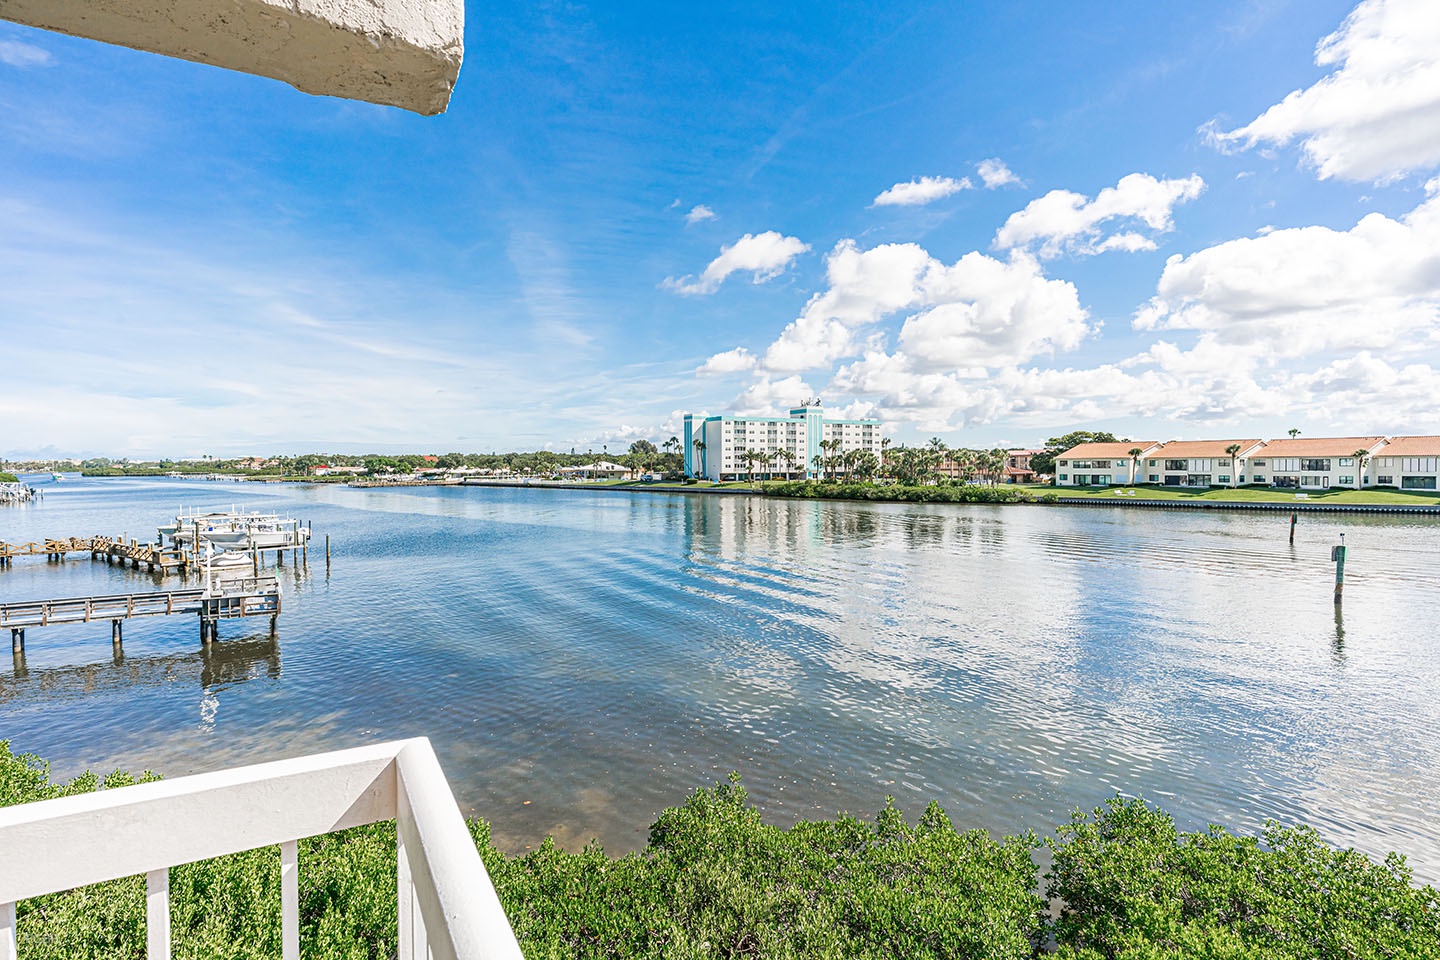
[2,0,1438,458]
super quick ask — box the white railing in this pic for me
[0,739,522,960]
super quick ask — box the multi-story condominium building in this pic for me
[683,404,883,481]
[1054,441,1162,486]
[1368,436,1440,490]
[1138,439,1265,487]
[1247,437,1387,489]
[1004,449,1042,484]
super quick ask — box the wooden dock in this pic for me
[0,536,186,573]
[3,578,281,651]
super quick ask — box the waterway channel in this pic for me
[2,476,1437,884]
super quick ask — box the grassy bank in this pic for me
[1032,483,1440,505]
[4,743,1436,959]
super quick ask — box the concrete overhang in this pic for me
[0,0,464,115]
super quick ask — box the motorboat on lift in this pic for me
[162,508,310,550]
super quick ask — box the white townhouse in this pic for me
[1367,436,1440,491]
[1139,439,1266,487]
[1247,436,1387,490]
[683,403,884,481]
[1054,441,1163,486]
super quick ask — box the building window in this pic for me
[1187,475,1212,487]
[1059,474,1068,481]
[1300,458,1331,472]
[1165,459,1188,471]
[1402,476,1438,489]
[1338,458,1354,466]
[1058,461,1067,467]
[1253,475,1265,483]
[1378,475,1394,485]
[1402,457,1437,473]
[1148,459,1157,467]
[1338,476,1354,485]
[1148,474,1159,482]
[1218,475,1231,484]
[1251,459,1266,467]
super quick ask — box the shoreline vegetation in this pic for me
[3,743,1436,959]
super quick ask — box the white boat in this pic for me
[204,549,255,580]
[164,509,310,550]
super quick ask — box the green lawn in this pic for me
[1021,483,1440,506]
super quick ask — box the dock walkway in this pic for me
[0,536,185,573]
[3,578,281,651]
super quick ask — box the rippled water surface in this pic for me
[2,477,1438,882]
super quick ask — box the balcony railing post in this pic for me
[2,900,16,960]
[281,840,299,960]
[397,823,414,960]
[146,868,170,960]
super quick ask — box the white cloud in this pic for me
[1207,0,1440,182]
[663,231,810,296]
[0,39,52,68]
[697,347,757,376]
[732,375,816,417]
[758,240,1089,375]
[976,158,1020,189]
[1135,191,1440,358]
[896,251,1089,369]
[872,176,972,207]
[685,204,717,225]
[995,173,1205,258]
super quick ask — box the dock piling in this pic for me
[112,619,123,646]
[11,628,24,653]
[1332,534,1347,604]
[1289,511,1297,543]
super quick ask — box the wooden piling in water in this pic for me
[1332,535,1347,604]
[1289,512,1297,543]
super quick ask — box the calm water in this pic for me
[2,477,1438,883]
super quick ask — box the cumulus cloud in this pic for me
[995,173,1205,258]
[732,375,816,416]
[1134,190,1440,358]
[697,347,757,376]
[1206,0,1440,182]
[872,176,973,207]
[976,158,1020,188]
[662,231,810,295]
[0,39,53,68]
[758,240,1089,374]
[685,204,717,225]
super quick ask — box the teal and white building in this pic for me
[683,403,884,481]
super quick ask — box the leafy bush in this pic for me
[764,481,1032,504]
[5,744,1437,959]
[0,471,18,483]
[490,776,1042,959]
[1047,796,1440,959]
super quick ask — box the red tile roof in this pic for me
[1375,436,1440,457]
[1057,441,1162,461]
[1258,437,1385,457]
[1152,439,1264,458]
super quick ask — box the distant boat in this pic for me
[51,473,63,481]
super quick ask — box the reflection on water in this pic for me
[2,478,1439,884]
[2,637,281,700]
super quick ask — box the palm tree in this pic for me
[1128,447,1144,485]
[1352,448,1372,490]
[1224,444,1242,488]
[819,438,842,480]
[775,447,796,478]
[811,454,825,480]
[1288,428,1301,439]
[691,437,706,478]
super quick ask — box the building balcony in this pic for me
[0,739,521,960]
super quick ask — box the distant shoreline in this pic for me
[66,473,1440,514]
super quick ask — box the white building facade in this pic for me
[683,404,883,481]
